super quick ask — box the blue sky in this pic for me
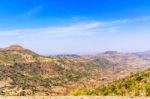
[0,0,150,55]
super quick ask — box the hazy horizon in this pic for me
[0,0,150,55]
[0,44,150,56]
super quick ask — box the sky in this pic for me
[0,0,150,55]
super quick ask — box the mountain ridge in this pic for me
[0,44,150,96]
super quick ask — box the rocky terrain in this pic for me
[0,45,150,96]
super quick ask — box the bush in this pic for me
[136,75,143,81]
[145,84,150,96]
[19,91,25,96]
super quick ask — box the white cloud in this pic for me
[0,16,150,38]
[0,16,150,54]
[0,22,104,39]
[72,16,80,20]
[0,16,150,46]
[106,16,150,25]
[1,16,150,40]
[23,5,43,16]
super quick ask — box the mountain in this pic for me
[2,45,27,51]
[0,45,150,96]
[54,54,80,58]
[133,50,150,60]
[90,51,150,79]
[70,68,150,96]
[0,45,93,95]
[0,45,37,54]
[0,45,39,64]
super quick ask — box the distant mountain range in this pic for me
[0,45,150,96]
[133,50,150,60]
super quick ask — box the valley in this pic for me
[0,45,150,96]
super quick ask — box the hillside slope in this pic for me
[0,45,92,95]
[69,68,150,96]
[0,45,150,96]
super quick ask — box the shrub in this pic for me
[145,84,150,96]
